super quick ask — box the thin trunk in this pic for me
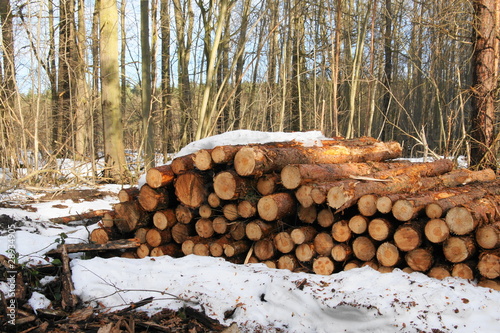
[160,0,172,157]
[141,0,154,170]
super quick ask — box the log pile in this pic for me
[92,136,500,289]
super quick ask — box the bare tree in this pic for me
[141,0,154,170]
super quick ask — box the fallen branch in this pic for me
[49,209,111,224]
[47,239,141,255]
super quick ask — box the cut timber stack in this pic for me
[91,136,500,290]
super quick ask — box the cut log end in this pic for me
[234,147,257,176]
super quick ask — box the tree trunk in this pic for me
[141,0,154,170]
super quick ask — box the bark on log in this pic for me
[234,140,402,177]
[443,236,476,263]
[49,209,110,224]
[90,227,117,244]
[281,161,411,190]
[352,236,376,261]
[317,208,335,228]
[295,243,316,262]
[393,220,426,252]
[114,201,149,233]
[146,164,175,188]
[424,218,450,244]
[477,249,500,279]
[171,154,195,175]
[224,240,250,257]
[193,149,214,171]
[174,171,210,208]
[367,218,394,242]
[237,200,257,218]
[48,238,141,255]
[213,170,257,200]
[257,192,296,221]
[118,187,140,202]
[376,242,401,267]
[256,173,281,195]
[254,239,276,260]
[150,243,182,257]
[445,196,500,235]
[274,231,295,254]
[331,220,352,242]
[328,167,495,212]
[331,243,353,262]
[476,222,500,249]
[405,248,434,272]
[146,228,172,247]
[195,218,215,238]
[290,226,318,245]
[138,184,171,212]
[348,215,369,235]
[313,256,335,275]
[212,216,229,234]
[246,220,276,241]
[211,145,242,164]
[314,233,335,256]
[297,205,317,224]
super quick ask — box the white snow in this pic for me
[0,130,498,332]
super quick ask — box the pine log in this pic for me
[171,154,195,175]
[174,171,210,208]
[310,185,330,206]
[295,185,315,208]
[134,228,150,244]
[290,226,318,245]
[393,220,426,252]
[198,204,214,219]
[451,262,475,280]
[234,140,402,177]
[446,196,500,235]
[193,149,214,171]
[313,256,335,275]
[175,204,198,224]
[150,243,182,257]
[314,233,334,256]
[207,193,222,208]
[254,239,276,260]
[427,265,451,280]
[90,227,117,244]
[344,260,362,271]
[246,220,276,241]
[153,209,177,230]
[281,161,411,190]
[171,223,194,244]
[136,243,153,258]
[477,249,500,279]
[212,216,229,234]
[295,243,316,262]
[405,248,433,272]
[237,200,257,218]
[146,164,175,188]
[328,167,495,212]
[211,145,242,164]
[209,235,232,257]
[118,187,140,202]
[214,170,257,200]
[331,220,352,243]
[193,242,210,256]
[424,218,450,244]
[357,194,378,217]
[195,218,215,238]
[114,201,149,233]
[102,211,117,228]
[138,184,171,212]
[443,236,476,263]
[376,242,401,267]
[256,173,281,196]
[316,208,334,228]
[476,222,500,249]
[224,240,250,257]
[298,205,317,224]
[274,231,295,254]
[277,254,299,271]
[352,236,376,261]
[331,243,353,262]
[376,194,406,214]
[348,215,369,235]
[181,237,203,255]
[222,203,240,221]
[368,218,394,242]
[257,192,296,221]
[145,228,172,247]
[229,221,247,240]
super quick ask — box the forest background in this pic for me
[0,0,498,185]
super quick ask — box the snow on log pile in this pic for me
[91,137,500,289]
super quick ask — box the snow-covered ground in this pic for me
[1,130,499,332]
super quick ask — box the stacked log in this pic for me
[90,136,500,289]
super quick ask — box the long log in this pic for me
[195,218,215,238]
[150,243,182,257]
[274,231,295,254]
[222,203,240,221]
[213,170,256,200]
[277,254,299,271]
[297,205,317,224]
[49,209,110,224]
[317,208,335,228]
[90,227,119,244]
[257,192,296,221]
[237,200,257,218]
[146,164,175,188]
[328,168,496,211]
[357,194,378,217]
[212,216,229,234]
[198,204,214,219]
[47,238,141,255]
[224,240,250,257]
[348,215,369,235]
[281,161,411,190]
[175,204,198,224]
[254,239,276,260]
[209,235,232,257]
[234,140,402,177]
[451,262,475,280]
[174,171,210,208]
